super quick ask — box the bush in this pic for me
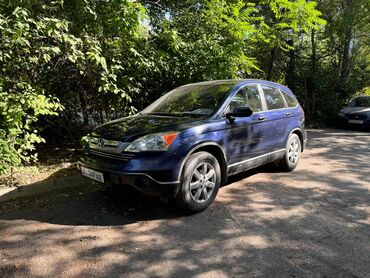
[0,7,121,175]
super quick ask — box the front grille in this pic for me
[89,149,135,161]
[347,114,367,120]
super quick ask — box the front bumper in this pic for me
[78,151,182,197]
[347,119,370,126]
[339,116,370,128]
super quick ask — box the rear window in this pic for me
[262,85,286,110]
[280,90,298,107]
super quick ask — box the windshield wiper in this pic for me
[143,112,209,117]
[144,112,180,117]
[179,112,209,117]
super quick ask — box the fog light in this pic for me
[142,177,152,187]
[136,177,152,188]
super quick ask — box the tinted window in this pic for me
[349,97,370,107]
[228,85,263,113]
[262,86,286,110]
[281,90,298,107]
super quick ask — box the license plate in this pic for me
[348,119,363,124]
[81,167,104,183]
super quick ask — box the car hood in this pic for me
[340,107,370,114]
[91,114,205,141]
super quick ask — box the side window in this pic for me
[227,85,263,113]
[262,85,286,110]
[281,90,298,107]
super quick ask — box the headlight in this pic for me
[338,112,345,118]
[125,132,178,152]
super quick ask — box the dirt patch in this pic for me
[0,129,369,277]
[0,147,78,187]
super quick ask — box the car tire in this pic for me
[278,133,301,171]
[175,151,221,213]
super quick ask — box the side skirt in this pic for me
[227,149,286,176]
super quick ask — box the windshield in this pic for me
[349,97,370,107]
[142,82,237,117]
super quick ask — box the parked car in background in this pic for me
[338,96,370,128]
[79,79,307,212]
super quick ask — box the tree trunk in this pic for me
[310,29,317,118]
[285,39,296,92]
[340,29,352,85]
[78,91,89,126]
[311,29,316,74]
[303,76,308,116]
[100,106,104,124]
[266,47,277,81]
[339,0,354,93]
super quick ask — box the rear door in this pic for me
[259,84,290,151]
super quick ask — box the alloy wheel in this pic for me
[288,137,300,164]
[189,162,216,203]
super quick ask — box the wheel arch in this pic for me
[177,142,228,187]
[289,128,304,152]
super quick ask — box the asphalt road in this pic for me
[0,129,369,277]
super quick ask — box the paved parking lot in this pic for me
[0,129,369,277]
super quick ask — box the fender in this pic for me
[176,141,228,184]
[288,127,306,151]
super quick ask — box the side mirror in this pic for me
[226,106,253,122]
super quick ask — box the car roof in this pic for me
[180,79,293,94]
[180,79,241,87]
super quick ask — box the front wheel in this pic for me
[278,133,301,171]
[175,151,221,213]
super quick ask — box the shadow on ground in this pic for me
[0,169,183,226]
[0,129,369,277]
[0,161,284,227]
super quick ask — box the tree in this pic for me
[1,0,369,176]
[0,6,130,175]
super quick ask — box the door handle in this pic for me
[258,116,266,121]
[285,112,291,117]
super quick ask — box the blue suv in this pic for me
[79,79,307,212]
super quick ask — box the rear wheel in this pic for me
[175,151,221,213]
[279,133,301,171]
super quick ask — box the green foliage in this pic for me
[0,8,63,174]
[0,6,136,174]
[360,87,370,97]
[156,0,261,79]
[290,0,370,121]
[259,0,326,50]
[0,88,59,173]
[0,0,369,175]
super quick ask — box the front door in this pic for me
[225,84,270,167]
